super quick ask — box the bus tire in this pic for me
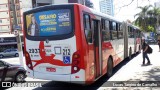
[0,54,4,58]
[107,57,113,77]
[129,48,132,60]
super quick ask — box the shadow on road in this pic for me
[32,53,139,90]
[143,66,160,81]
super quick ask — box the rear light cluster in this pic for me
[71,51,81,74]
[25,52,33,70]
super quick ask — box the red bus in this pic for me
[23,4,142,84]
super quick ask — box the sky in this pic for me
[91,0,160,22]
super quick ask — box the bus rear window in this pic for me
[25,9,72,36]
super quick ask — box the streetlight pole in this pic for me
[15,30,24,68]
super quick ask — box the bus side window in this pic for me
[101,19,105,30]
[131,28,134,38]
[118,24,123,39]
[83,14,92,43]
[104,20,110,41]
[109,21,113,40]
[116,23,119,39]
[102,19,110,41]
[138,31,140,38]
[128,26,131,38]
[135,30,138,38]
[112,22,117,40]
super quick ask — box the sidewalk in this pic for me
[98,45,160,90]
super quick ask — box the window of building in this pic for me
[16,5,20,10]
[10,12,13,18]
[0,20,2,23]
[9,0,12,4]
[15,0,19,4]
[17,11,20,17]
[83,14,92,43]
[17,17,21,24]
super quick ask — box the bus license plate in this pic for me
[46,67,56,72]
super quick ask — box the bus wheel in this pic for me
[0,54,4,58]
[129,48,132,60]
[107,57,113,77]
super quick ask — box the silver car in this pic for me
[0,49,19,58]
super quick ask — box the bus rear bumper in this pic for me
[34,72,71,82]
[28,69,85,84]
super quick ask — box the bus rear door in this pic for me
[92,19,102,78]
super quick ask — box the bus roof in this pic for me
[24,3,122,23]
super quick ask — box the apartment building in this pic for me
[99,0,114,16]
[0,0,32,34]
[0,0,11,33]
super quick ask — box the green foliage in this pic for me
[134,5,160,33]
[146,25,154,32]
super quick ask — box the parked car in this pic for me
[0,49,19,58]
[0,60,26,82]
[145,38,156,44]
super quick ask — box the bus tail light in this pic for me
[71,51,80,74]
[25,52,33,70]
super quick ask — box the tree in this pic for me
[147,7,160,33]
[134,5,152,32]
[134,5,160,33]
[85,0,93,8]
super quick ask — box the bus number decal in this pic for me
[29,49,40,53]
[63,49,70,56]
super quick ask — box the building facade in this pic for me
[99,0,114,16]
[0,0,32,34]
[0,0,11,33]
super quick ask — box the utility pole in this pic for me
[10,0,17,30]
[14,29,24,68]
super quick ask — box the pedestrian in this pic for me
[158,37,160,52]
[142,38,151,65]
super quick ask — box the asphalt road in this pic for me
[2,45,160,90]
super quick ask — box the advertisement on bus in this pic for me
[25,9,72,36]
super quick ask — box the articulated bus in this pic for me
[23,4,142,84]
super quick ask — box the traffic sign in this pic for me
[150,32,154,37]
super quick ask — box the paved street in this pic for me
[99,45,160,90]
[1,45,160,90]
